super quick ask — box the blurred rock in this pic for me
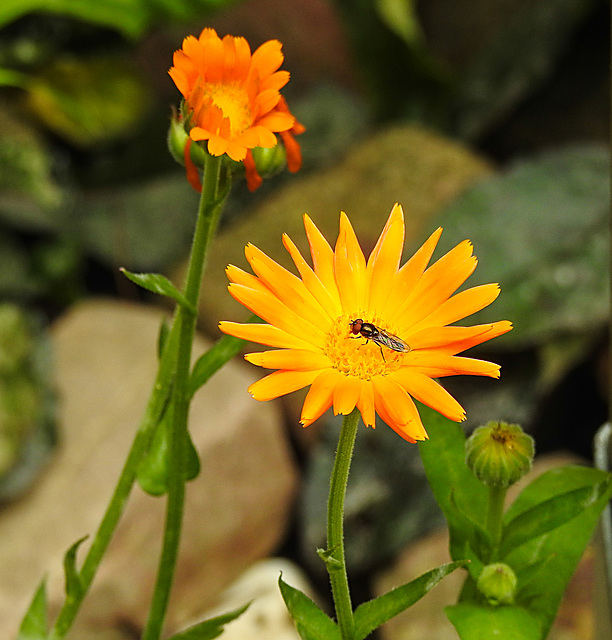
[0,299,297,638]
[185,558,315,640]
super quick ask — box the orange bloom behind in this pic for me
[220,204,512,443]
[169,28,304,191]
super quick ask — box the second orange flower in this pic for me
[169,28,304,190]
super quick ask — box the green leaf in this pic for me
[0,0,239,40]
[445,603,542,640]
[374,0,423,45]
[353,561,467,640]
[278,574,340,640]
[417,410,488,560]
[63,536,88,600]
[188,334,246,397]
[167,602,250,640]
[18,580,47,640]
[25,56,150,147]
[120,269,195,314]
[137,410,200,496]
[499,478,612,558]
[502,466,612,636]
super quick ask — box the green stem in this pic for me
[486,484,507,561]
[141,153,226,640]
[48,321,181,640]
[326,408,360,640]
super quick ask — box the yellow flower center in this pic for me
[206,82,252,136]
[324,315,405,380]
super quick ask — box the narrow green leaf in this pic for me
[500,478,612,558]
[447,490,492,563]
[120,269,195,314]
[353,561,467,640]
[375,0,423,45]
[0,68,30,88]
[63,537,88,600]
[445,603,542,640]
[418,411,488,559]
[18,580,47,640]
[278,575,340,640]
[188,315,261,397]
[502,466,612,636]
[167,602,250,639]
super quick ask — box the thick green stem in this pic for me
[326,408,360,640]
[141,154,226,640]
[486,484,507,561]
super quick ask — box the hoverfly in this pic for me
[349,318,411,360]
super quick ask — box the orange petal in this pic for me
[300,368,342,426]
[384,227,442,321]
[412,283,502,330]
[282,233,342,318]
[219,321,316,350]
[395,240,477,333]
[356,380,376,428]
[248,369,319,401]
[245,349,331,371]
[244,243,332,328]
[256,110,295,132]
[227,283,325,347]
[389,369,466,422]
[332,374,361,416]
[280,129,302,172]
[366,203,405,316]
[226,264,270,292]
[372,376,428,442]
[251,39,284,78]
[334,212,367,311]
[303,214,340,300]
[413,321,513,355]
[407,323,507,352]
[407,352,502,378]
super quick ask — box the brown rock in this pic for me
[186,558,315,640]
[0,299,297,638]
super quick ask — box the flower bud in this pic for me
[167,106,208,169]
[465,421,534,487]
[477,562,518,605]
[250,144,287,179]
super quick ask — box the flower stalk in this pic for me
[142,153,227,640]
[485,484,507,561]
[326,408,360,639]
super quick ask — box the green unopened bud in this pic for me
[167,106,208,169]
[465,421,534,487]
[250,144,287,179]
[477,562,517,606]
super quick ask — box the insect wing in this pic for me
[373,329,411,353]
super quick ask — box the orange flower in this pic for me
[169,28,304,190]
[219,205,512,442]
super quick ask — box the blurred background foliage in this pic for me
[0,0,608,547]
